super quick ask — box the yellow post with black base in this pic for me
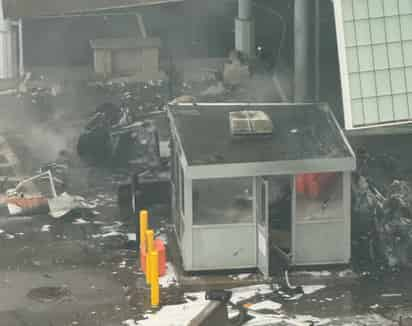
[139,210,148,249]
[150,250,160,308]
[145,230,154,285]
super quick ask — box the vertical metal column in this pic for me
[235,0,255,58]
[18,19,24,77]
[294,0,312,102]
[0,0,4,21]
[239,0,252,20]
[314,0,320,102]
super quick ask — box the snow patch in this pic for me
[230,273,252,280]
[127,233,137,241]
[41,225,51,232]
[134,292,207,326]
[122,319,138,326]
[73,218,90,225]
[381,293,402,297]
[159,263,177,288]
[295,271,332,277]
[230,284,273,304]
[92,231,124,239]
[338,269,353,278]
[249,300,282,311]
[244,312,331,326]
[157,233,168,245]
[303,285,326,295]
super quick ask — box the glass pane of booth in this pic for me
[193,177,253,225]
[180,166,185,215]
[295,173,344,221]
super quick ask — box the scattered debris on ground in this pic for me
[352,148,412,270]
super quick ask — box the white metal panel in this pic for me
[334,0,412,129]
[292,173,350,265]
[191,225,256,271]
[256,178,269,277]
[293,221,349,265]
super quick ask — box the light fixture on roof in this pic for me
[229,110,273,135]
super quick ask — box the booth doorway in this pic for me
[257,176,292,278]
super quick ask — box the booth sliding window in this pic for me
[176,163,185,239]
[295,173,344,221]
[192,177,253,225]
[172,138,185,239]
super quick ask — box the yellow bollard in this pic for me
[150,250,160,307]
[139,210,148,249]
[145,230,154,285]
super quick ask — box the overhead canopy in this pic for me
[4,0,184,18]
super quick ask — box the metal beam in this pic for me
[294,0,312,102]
[314,0,320,102]
[18,18,24,77]
[238,0,252,19]
[235,0,255,58]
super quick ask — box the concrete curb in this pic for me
[188,300,230,326]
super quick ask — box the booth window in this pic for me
[295,173,344,221]
[179,165,185,215]
[193,177,253,225]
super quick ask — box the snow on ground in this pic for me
[243,312,394,326]
[123,292,207,326]
[127,233,136,241]
[230,284,273,304]
[303,285,326,295]
[230,273,252,280]
[338,269,353,277]
[381,293,403,297]
[101,221,123,231]
[294,271,332,277]
[244,312,332,326]
[159,263,178,288]
[92,231,123,238]
[157,233,168,245]
[73,218,90,224]
[249,300,282,311]
[41,224,51,232]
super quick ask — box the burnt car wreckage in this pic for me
[77,102,163,167]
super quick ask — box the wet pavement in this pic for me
[0,86,176,326]
[0,166,151,325]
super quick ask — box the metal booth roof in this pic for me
[168,103,356,179]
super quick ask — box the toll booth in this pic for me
[168,103,356,276]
